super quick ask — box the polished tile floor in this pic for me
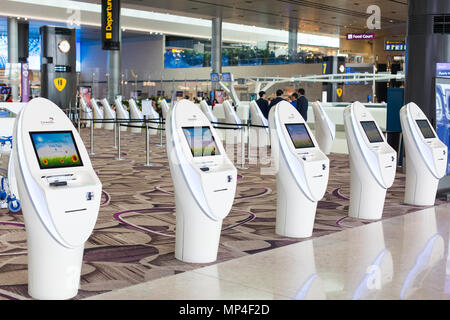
[87,202,450,300]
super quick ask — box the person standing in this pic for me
[255,91,269,119]
[296,88,309,121]
[290,92,298,109]
[267,89,285,116]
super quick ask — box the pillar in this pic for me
[211,17,222,75]
[288,19,298,61]
[7,17,19,101]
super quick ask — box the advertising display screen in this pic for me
[211,73,220,82]
[30,131,83,169]
[222,72,232,82]
[360,121,384,143]
[416,120,435,139]
[436,77,450,174]
[285,123,315,149]
[182,127,220,157]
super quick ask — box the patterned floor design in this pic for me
[0,127,445,300]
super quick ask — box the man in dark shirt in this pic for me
[267,89,285,117]
[255,91,269,120]
[296,88,309,121]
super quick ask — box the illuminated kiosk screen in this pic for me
[360,121,384,143]
[285,123,315,149]
[416,120,436,139]
[30,131,83,169]
[182,127,220,157]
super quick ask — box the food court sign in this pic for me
[346,33,375,40]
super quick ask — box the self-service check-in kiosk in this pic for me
[400,102,447,206]
[79,97,92,128]
[129,98,144,133]
[200,100,218,123]
[100,98,116,131]
[269,101,329,238]
[223,100,243,144]
[166,99,237,263]
[13,98,102,299]
[161,99,170,121]
[312,101,336,155]
[343,102,396,220]
[114,98,129,132]
[90,98,104,129]
[249,100,269,147]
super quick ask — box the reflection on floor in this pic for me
[0,128,445,300]
[89,203,450,300]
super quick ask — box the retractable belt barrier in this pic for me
[76,117,269,168]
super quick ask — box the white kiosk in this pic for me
[160,99,170,121]
[269,101,329,238]
[312,101,336,155]
[142,99,160,136]
[79,97,92,128]
[129,98,144,133]
[100,98,116,131]
[13,98,102,300]
[400,102,448,206]
[223,100,243,144]
[90,98,104,129]
[200,100,218,123]
[343,101,397,220]
[166,99,237,263]
[114,97,129,132]
[249,100,269,147]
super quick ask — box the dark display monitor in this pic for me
[416,119,435,139]
[222,72,232,82]
[360,121,384,143]
[182,127,220,157]
[285,123,315,149]
[30,131,83,169]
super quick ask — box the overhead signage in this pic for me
[385,40,406,51]
[346,33,375,40]
[101,0,121,50]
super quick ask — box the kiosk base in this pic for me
[348,172,387,220]
[404,164,439,206]
[275,179,317,238]
[21,191,83,300]
[175,209,222,263]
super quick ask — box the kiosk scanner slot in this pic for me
[166,99,237,263]
[269,101,329,238]
[343,101,396,220]
[14,98,102,299]
[311,101,336,155]
[400,102,448,206]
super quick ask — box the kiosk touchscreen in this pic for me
[114,97,129,132]
[269,101,329,238]
[101,98,116,131]
[13,98,101,300]
[129,98,144,133]
[400,102,448,206]
[249,100,269,147]
[166,99,237,263]
[312,101,336,155]
[79,97,92,128]
[343,102,396,220]
[90,98,104,129]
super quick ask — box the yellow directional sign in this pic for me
[336,88,343,98]
[54,78,67,92]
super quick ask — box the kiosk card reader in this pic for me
[114,98,129,132]
[343,101,396,220]
[13,98,102,299]
[269,101,329,238]
[100,98,116,131]
[166,99,237,263]
[400,102,447,206]
[312,101,336,155]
